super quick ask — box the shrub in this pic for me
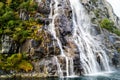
[7,53,22,65]
[100,18,114,32]
[100,18,120,36]
[0,53,33,72]
[0,2,4,9]
[18,60,33,72]
[2,11,14,21]
[113,29,120,36]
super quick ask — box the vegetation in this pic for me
[0,0,41,43]
[0,0,43,73]
[100,18,120,36]
[0,53,33,73]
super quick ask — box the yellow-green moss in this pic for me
[0,53,33,72]
[100,18,120,36]
[18,60,33,72]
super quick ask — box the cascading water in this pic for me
[49,0,65,56]
[69,0,111,74]
[48,0,74,77]
[54,56,63,77]
[48,0,112,77]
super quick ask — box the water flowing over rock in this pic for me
[31,0,120,77]
[35,0,115,77]
[1,0,120,77]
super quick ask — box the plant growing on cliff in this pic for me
[100,18,114,32]
[0,53,33,72]
[100,18,120,36]
[113,29,120,36]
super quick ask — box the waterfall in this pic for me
[49,0,74,77]
[48,0,112,77]
[54,56,63,77]
[69,0,111,74]
[49,0,65,56]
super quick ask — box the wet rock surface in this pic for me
[1,0,120,77]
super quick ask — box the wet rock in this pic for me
[1,35,12,54]
[37,0,50,15]
[114,41,120,49]
[38,57,58,76]
[36,18,52,25]
[19,9,29,20]
[54,14,72,37]
[31,40,40,48]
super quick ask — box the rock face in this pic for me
[1,35,12,53]
[1,0,120,77]
[37,0,51,15]
[81,0,120,67]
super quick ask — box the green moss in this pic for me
[0,0,48,72]
[7,53,22,64]
[0,2,4,9]
[113,29,120,36]
[100,18,120,36]
[0,53,33,72]
[18,60,33,72]
[100,18,114,32]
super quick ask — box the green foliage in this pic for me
[18,60,33,72]
[7,53,22,65]
[100,18,114,32]
[0,53,33,72]
[0,0,43,73]
[0,2,4,9]
[0,0,41,43]
[100,18,120,36]
[19,1,29,10]
[18,0,37,11]
[2,11,14,21]
[0,29,3,35]
[113,29,120,36]
[6,0,12,6]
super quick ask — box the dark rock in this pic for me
[19,9,29,20]
[37,1,50,15]
[31,40,40,48]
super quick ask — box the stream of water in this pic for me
[47,0,112,77]
[69,0,111,74]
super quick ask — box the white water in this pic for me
[54,56,63,77]
[49,1,64,77]
[69,0,111,74]
[69,58,74,76]
[49,0,65,56]
[106,0,120,18]
[49,0,74,77]
[48,0,112,77]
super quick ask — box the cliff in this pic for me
[0,0,120,77]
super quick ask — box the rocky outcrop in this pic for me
[19,0,120,76]
[1,0,120,77]
[37,0,51,15]
[81,0,120,29]
[81,0,120,67]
